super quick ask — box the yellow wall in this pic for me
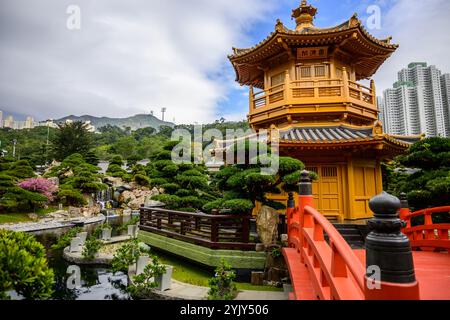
[262,157,382,221]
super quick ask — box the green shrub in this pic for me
[222,199,254,215]
[202,199,224,213]
[82,238,103,260]
[180,196,204,209]
[174,189,192,197]
[57,187,86,206]
[106,164,127,178]
[150,178,169,187]
[161,183,180,194]
[207,259,237,300]
[176,175,208,190]
[162,165,179,177]
[127,256,167,299]
[0,230,55,299]
[112,239,149,273]
[150,194,181,210]
[51,227,83,250]
[0,187,48,212]
[134,174,150,187]
[110,155,124,166]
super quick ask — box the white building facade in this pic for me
[381,63,450,137]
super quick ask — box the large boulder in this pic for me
[81,204,101,217]
[256,206,279,246]
[103,176,125,188]
[119,188,160,210]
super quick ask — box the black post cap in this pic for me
[400,192,409,209]
[366,191,416,284]
[298,170,312,196]
[369,191,401,217]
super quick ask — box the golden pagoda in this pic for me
[228,1,419,221]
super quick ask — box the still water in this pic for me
[31,215,137,300]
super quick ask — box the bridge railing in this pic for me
[285,171,420,300]
[300,205,366,300]
[399,194,450,252]
[139,207,254,251]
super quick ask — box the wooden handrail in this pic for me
[139,207,255,251]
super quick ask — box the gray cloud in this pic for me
[0,0,274,123]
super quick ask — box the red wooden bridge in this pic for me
[283,171,450,300]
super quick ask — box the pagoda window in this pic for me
[297,66,312,79]
[271,72,285,88]
[314,65,326,77]
[335,67,343,79]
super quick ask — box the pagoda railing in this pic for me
[139,207,254,251]
[250,78,375,111]
[400,203,450,252]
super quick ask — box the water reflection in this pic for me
[31,215,134,300]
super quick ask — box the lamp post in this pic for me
[161,108,166,122]
[12,139,17,159]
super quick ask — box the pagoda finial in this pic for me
[292,0,318,31]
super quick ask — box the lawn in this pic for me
[0,207,60,224]
[154,249,283,292]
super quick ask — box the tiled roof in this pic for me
[280,126,374,143]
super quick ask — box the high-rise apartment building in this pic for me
[381,62,450,137]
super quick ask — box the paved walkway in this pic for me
[156,279,288,300]
[0,214,106,233]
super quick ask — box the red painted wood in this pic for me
[354,250,450,300]
[282,248,317,300]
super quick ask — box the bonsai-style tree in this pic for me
[204,141,309,214]
[148,141,217,212]
[0,230,55,299]
[384,137,450,210]
[45,153,106,206]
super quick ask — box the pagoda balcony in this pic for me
[249,77,378,126]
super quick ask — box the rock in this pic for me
[145,200,165,208]
[119,188,160,210]
[68,207,82,217]
[27,213,38,221]
[256,206,279,246]
[47,177,59,186]
[103,176,125,188]
[62,169,74,178]
[81,205,101,217]
[255,243,266,252]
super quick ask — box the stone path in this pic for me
[0,214,106,233]
[155,279,288,300]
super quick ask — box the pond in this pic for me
[31,214,139,300]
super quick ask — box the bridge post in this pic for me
[364,192,420,300]
[286,192,295,237]
[399,193,411,226]
[298,171,314,249]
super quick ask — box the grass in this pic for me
[154,249,283,292]
[0,206,62,224]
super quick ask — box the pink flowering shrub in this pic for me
[18,178,58,202]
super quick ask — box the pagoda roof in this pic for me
[279,125,419,150]
[229,12,398,88]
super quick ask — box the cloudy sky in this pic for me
[0,0,449,124]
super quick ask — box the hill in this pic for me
[56,114,174,131]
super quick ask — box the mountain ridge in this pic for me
[56,114,174,131]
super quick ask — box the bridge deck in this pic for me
[285,248,450,300]
[353,250,450,300]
